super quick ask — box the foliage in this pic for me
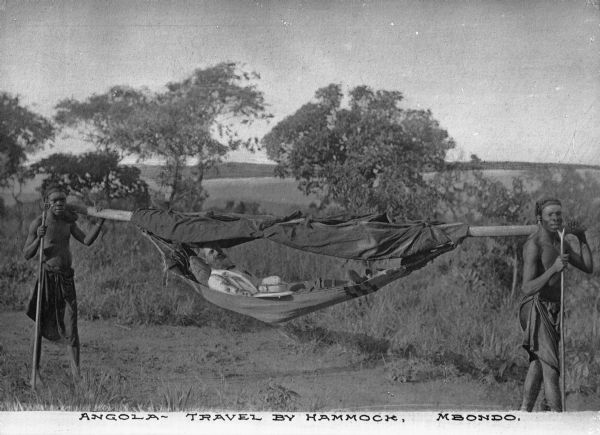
[431,166,599,298]
[263,84,455,219]
[527,167,600,232]
[0,92,54,205]
[467,172,533,296]
[465,172,532,225]
[215,200,262,215]
[444,161,600,172]
[54,63,271,210]
[2,167,600,409]
[2,167,600,408]
[31,151,149,207]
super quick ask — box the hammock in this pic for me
[140,227,462,323]
[74,206,537,324]
[128,208,472,323]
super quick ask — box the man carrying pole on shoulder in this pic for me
[519,198,594,412]
[22,185,105,387]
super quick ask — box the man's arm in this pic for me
[521,239,567,297]
[70,219,105,246]
[23,217,43,260]
[565,235,594,274]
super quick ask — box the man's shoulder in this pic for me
[28,215,43,228]
[523,232,541,252]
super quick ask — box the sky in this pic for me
[1,0,599,165]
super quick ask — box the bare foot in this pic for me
[30,372,45,389]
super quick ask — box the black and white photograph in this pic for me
[1,1,599,433]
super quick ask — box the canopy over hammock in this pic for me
[130,208,470,261]
[76,206,537,324]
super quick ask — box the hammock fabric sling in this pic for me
[125,208,470,323]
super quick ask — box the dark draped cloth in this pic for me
[519,294,560,372]
[26,265,79,346]
[131,209,469,261]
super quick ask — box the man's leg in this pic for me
[67,343,80,381]
[541,362,562,412]
[29,339,44,387]
[520,360,542,411]
[539,391,551,411]
[63,287,80,381]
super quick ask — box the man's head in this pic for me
[44,184,68,216]
[197,245,235,270]
[535,197,562,232]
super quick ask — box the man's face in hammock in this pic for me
[540,204,563,232]
[199,246,235,270]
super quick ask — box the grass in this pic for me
[138,162,278,180]
[0,347,130,411]
[2,174,600,410]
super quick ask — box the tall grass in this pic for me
[1,200,599,405]
[230,235,600,394]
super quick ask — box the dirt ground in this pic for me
[1,311,597,411]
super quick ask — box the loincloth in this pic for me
[519,294,560,372]
[26,265,79,346]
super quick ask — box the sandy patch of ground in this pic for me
[1,311,596,411]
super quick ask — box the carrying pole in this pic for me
[69,205,132,222]
[31,203,48,390]
[467,225,537,237]
[558,228,566,412]
[73,206,541,236]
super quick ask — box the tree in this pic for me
[528,167,600,234]
[467,172,533,297]
[428,169,479,221]
[31,151,149,208]
[54,63,270,210]
[0,92,54,207]
[430,168,532,297]
[263,84,455,220]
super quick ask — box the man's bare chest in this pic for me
[45,220,71,246]
[539,241,560,270]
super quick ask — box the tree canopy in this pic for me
[54,63,270,209]
[31,151,149,208]
[262,84,455,220]
[0,93,54,189]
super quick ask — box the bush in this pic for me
[1,190,598,396]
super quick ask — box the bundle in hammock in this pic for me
[130,208,470,323]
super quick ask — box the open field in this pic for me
[201,178,320,215]
[3,163,600,214]
[0,311,532,411]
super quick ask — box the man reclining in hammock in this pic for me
[189,245,369,297]
[188,245,284,296]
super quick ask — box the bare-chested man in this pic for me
[519,198,593,411]
[23,185,104,386]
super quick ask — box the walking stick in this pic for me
[558,228,566,411]
[31,203,48,390]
